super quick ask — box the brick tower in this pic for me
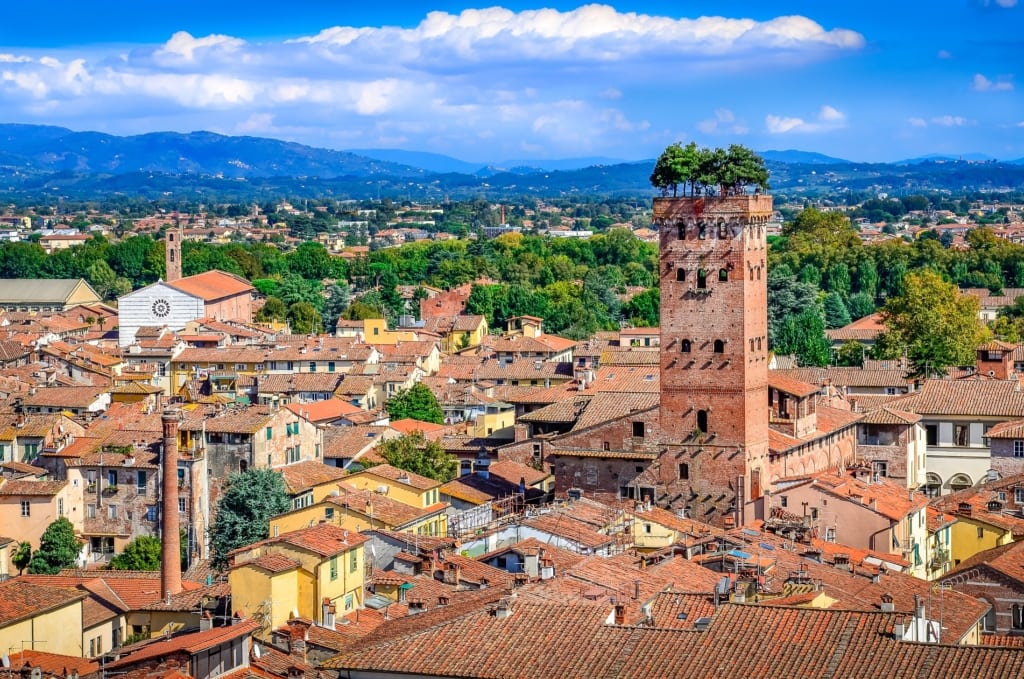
[165,225,183,283]
[655,195,773,526]
[161,408,182,600]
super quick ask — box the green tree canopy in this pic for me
[650,142,767,197]
[774,307,831,367]
[210,468,291,570]
[823,292,852,329]
[880,269,984,378]
[375,431,459,482]
[28,517,82,574]
[387,383,444,424]
[12,541,31,575]
[110,535,163,571]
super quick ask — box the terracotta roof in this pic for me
[7,650,99,676]
[284,399,361,422]
[106,619,260,669]
[489,459,551,487]
[166,270,255,302]
[890,379,1024,417]
[523,513,614,549]
[278,461,348,494]
[231,523,369,559]
[802,472,929,521]
[859,406,921,426]
[0,580,85,626]
[21,386,106,408]
[255,373,344,394]
[0,479,67,496]
[325,486,446,528]
[241,553,303,574]
[985,418,1024,439]
[352,463,439,490]
[768,374,821,398]
[388,418,448,436]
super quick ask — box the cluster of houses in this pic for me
[1,196,1024,676]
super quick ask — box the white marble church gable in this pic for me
[118,281,205,346]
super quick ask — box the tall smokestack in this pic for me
[161,409,182,599]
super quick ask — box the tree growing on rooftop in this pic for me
[650,142,769,197]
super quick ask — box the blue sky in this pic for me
[1,1,1021,162]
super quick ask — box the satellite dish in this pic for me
[253,644,261,659]
[32,668,43,679]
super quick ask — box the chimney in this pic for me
[199,611,213,631]
[880,593,895,613]
[289,625,308,663]
[914,594,925,619]
[613,603,625,625]
[161,409,182,600]
[893,617,905,640]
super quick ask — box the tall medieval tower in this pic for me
[656,195,773,526]
[165,225,183,283]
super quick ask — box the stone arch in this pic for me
[948,473,972,492]
[713,339,725,353]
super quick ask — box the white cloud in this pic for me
[931,115,973,126]
[0,5,866,157]
[766,115,806,134]
[697,108,748,135]
[972,73,1014,91]
[154,31,245,63]
[937,49,953,59]
[765,105,846,133]
[908,117,928,127]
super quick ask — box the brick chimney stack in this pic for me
[161,408,183,599]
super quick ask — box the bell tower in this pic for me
[165,225,183,283]
[656,195,773,525]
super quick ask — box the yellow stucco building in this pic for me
[270,482,448,537]
[228,523,368,637]
[0,580,86,657]
[342,464,442,509]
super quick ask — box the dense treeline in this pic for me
[767,209,1024,368]
[0,226,659,340]
[10,203,1024,358]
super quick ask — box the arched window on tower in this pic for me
[713,339,725,353]
[719,268,729,282]
[718,223,728,238]
[750,268,754,281]
[697,270,708,289]
[756,266,762,280]
[678,223,686,240]
[676,268,687,282]
[698,223,707,240]
[169,250,175,263]
[681,339,692,353]
[696,410,709,433]
[749,339,755,352]
[756,337,762,351]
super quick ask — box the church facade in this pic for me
[118,268,256,346]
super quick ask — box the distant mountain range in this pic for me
[1,123,1023,201]
[346,148,630,175]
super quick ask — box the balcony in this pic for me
[86,483,97,494]
[102,485,119,497]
